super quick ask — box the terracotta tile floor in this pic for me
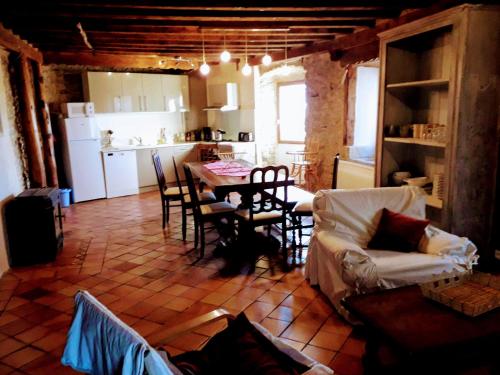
[0,191,365,374]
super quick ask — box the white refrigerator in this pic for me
[60,116,106,202]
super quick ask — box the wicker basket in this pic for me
[420,272,500,317]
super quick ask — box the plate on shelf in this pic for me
[403,177,429,187]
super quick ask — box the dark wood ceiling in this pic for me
[1,1,468,65]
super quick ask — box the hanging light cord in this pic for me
[202,32,206,62]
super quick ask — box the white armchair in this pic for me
[305,186,477,318]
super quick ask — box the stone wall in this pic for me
[41,65,84,113]
[303,52,348,190]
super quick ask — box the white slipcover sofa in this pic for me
[305,186,478,317]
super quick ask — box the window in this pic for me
[277,82,306,143]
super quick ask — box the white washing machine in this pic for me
[102,150,139,198]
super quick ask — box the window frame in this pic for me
[276,80,307,145]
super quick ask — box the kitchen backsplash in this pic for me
[95,112,184,146]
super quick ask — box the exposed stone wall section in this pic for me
[41,65,84,113]
[303,52,348,191]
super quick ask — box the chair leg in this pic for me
[298,215,303,249]
[281,218,288,268]
[161,200,166,229]
[291,214,298,262]
[165,199,170,223]
[200,221,205,259]
[194,218,199,249]
[181,206,187,242]
[267,224,272,236]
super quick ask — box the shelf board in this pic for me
[426,195,443,209]
[386,79,449,89]
[384,137,446,148]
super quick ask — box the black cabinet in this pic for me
[5,188,63,267]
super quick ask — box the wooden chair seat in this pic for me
[164,186,189,196]
[235,209,282,222]
[200,201,237,216]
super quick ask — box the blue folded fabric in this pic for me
[61,291,176,375]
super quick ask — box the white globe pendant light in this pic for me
[200,32,210,76]
[220,33,231,63]
[262,36,272,66]
[242,33,252,77]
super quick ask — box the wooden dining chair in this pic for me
[152,151,188,229]
[289,153,340,261]
[235,165,290,267]
[172,157,217,242]
[183,164,237,259]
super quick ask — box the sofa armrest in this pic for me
[419,225,479,267]
[315,231,379,290]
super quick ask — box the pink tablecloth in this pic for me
[203,161,252,177]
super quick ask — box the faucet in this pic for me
[133,136,143,146]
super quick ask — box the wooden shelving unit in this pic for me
[375,5,500,263]
[386,79,449,89]
[426,195,443,209]
[384,137,446,148]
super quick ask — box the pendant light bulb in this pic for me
[220,33,231,62]
[262,36,272,66]
[200,62,210,75]
[242,62,252,76]
[200,32,210,75]
[220,50,231,63]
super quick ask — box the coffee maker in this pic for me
[202,127,213,141]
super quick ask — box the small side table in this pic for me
[342,286,500,374]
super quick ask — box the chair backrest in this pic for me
[331,153,340,189]
[248,165,290,222]
[172,156,186,203]
[183,165,201,214]
[152,151,166,195]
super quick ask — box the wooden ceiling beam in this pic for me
[43,51,198,70]
[0,23,42,62]
[248,2,461,65]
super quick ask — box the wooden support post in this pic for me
[32,61,58,187]
[16,55,46,188]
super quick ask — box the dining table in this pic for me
[185,159,295,208]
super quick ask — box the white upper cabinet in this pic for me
[161,75,190,113]
[141,74,164,112]
[121,73,143,112]
[87,72,122,113]
[85,72,190,114]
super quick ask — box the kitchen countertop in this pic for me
[101,141,255,152]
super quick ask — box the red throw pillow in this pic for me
[368,208,429,252]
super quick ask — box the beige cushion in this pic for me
[235,209,283,221]
[268,186,314,205]
[164,186,189,196]
[200,201,236,216]
[185,191,217,203]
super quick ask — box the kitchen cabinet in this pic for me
[121,73,143,112]
[86,72,122,113]
[85,72,190,114]
[375,5,500,263]
[142,74,164,112]
[161,75,190,112]
[136,144,196,188]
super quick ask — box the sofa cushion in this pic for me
[170,313,310,375]
[368,208,429,252]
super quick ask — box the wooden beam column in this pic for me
[15,55,46,187]
[32,61,58,187]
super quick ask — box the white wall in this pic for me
[353,66,379,147]
[94,111,185,147]
[0,49,25,275]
